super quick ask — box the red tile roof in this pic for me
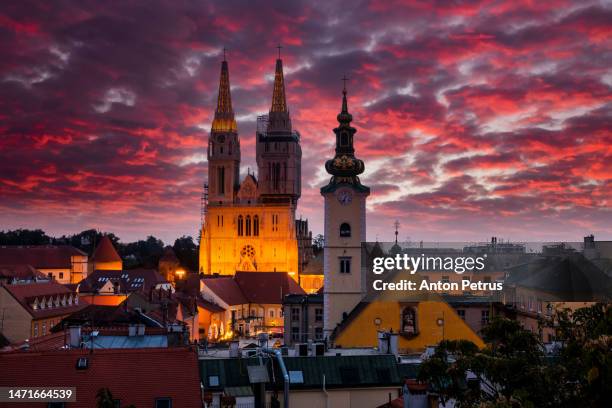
[1,282,85,318]
[92,235,121,263]
[0,245,86,269]
[78,269,169,294]
[0,264,45,281]
[0,347,202,407]
[202,272,305,306]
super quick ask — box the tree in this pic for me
[418,305,611,408]
[0,229,51,245]
[312,234,324,254]
[173,235,198,271]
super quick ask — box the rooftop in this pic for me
[1,281,85,319]
[0,245,86,269]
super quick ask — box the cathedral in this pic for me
[199,54,310,280]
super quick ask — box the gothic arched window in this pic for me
[237,216,244,236]
[401,306,418,336]
[253,215,259,236]
[245,216,251,236]
[340,222,351,237]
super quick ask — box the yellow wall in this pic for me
[199,205,299,279]
[300,274,323,294]
[93,260,123,271]
[267,387,401,408]
[334,301,485,352]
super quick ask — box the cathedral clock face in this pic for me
[337,189,353,206]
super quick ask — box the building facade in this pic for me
[199,56,307,280]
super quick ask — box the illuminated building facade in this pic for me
[199,55,306,279]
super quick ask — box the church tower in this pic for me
[321,84,370,339]
[256,56,302,205]
[208,57,240,204]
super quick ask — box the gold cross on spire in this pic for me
[277,44,282,59]
[342,74,349,92]
[223,47,227,61]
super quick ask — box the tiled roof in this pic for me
[0,245,86,269]
[1,282,85,319]
[202,272,305,306]
[78,269,168,294]
[57,304,164,328]
[0,264,46,281]
[0,347,202,407]
[202,276,246,306]
[91,235,121,263]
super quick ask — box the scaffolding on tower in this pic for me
[200,182,209,229]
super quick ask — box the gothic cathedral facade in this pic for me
[199,56,303,279]
[321,86,370,338]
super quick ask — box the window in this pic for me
[481,310,490,325]
[42,322,47,336]
[291,327,299,341]
[209,376,219,386]
[339,257,351,274]
[218,167,225,195]
[155,398,172,408]
[315,327,323,340]
[59,272,64,280]
[401,307,418,335]
[33,323,38,338]
[441,276,450,284]
[237,215,243,236]
[253,215,259,236]
[315,308,323,322]
[291,308,300,322]
[245,215,251,236]
[47,272,53,279]
[339,222,351,238]
[272,214,279,232]
[457,309,466,320]
[269,309,275,318]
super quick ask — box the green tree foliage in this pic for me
[173,235,198,271]
[418,304,611,407]
[121,235,165,269]
[0,229,51,245]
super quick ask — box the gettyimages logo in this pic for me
[372,253,487,275]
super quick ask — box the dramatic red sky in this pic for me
[1,1,611,244]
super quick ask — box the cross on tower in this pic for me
[394,220,400,244]
[342,74,349,92]
[277,44,282,59]
[222,47,228,61]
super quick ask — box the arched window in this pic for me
[237,216,244,236]
[401,307,418,335]
[253,215,259,236]
[245,216,251,236]
[340,222,351,237]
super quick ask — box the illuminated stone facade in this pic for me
[199,56,305,279]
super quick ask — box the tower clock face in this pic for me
[337,189,353,206]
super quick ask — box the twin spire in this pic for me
[211,48,291,134]
[211,56,237,133]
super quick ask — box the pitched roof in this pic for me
[91,235,121,263]
[0,347,202,407]
[1,282,85,319]
[0,245,86,269]
[0,264,46,281]
[202,272,306,306]
[78,269,168,294]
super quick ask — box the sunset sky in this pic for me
[1,0,611,244]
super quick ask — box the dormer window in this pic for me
[32,298,39,310]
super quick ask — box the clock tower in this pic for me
[321,84,370,339]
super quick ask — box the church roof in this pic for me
[266,57,292,134]
[92,236,121,263]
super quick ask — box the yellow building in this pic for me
[199,55,306,280]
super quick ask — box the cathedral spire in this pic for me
[267,51,292,134]
[211,55,237,133]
